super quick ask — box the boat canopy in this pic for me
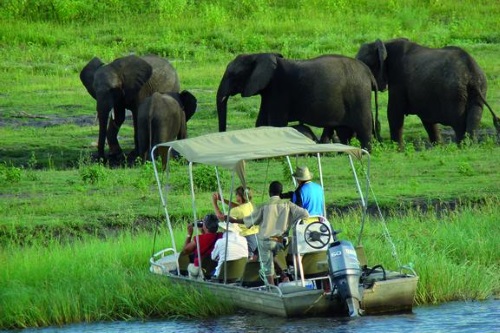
[153,126,367,186]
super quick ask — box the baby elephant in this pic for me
[137,91,197,165]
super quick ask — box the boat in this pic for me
[149,126,418,317]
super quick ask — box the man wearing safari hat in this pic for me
[282,166,325,217]
[211,222,248,278]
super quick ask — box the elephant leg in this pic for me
[319,127,335,143]
[131,109,139,153]
[422,121,441,144]
[335,127,354,145]
[355,129,372,152]
[255,107,268,127]
[127,109,140,165]
[387,96,405,146]
[388,114,404,143]
[464,103,483,143]
[106,107,125,156]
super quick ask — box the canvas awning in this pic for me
[153,126,366,186]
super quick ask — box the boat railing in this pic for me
[399,265,418,277]
[150,247,179,275]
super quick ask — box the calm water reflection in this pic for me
[4,299,498,333]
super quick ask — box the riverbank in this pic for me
[1,0,499,329]
[1,202,498,329]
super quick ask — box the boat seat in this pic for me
[201,257,218,280]
[363,268,404,284]
[214,257,247,283]
[240,260,264,287]
[177,253,190,276]
[301,251,329,278]
[355,245,368,267]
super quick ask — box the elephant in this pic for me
[80,54,180,164]
[216,53,380,151]
[291,124,319,142]
[137,91,197,166]
[356,38,500,146]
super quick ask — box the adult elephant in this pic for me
[291,124,319,142]
[137,91,197,167]
[80,54,180,164]
[216,53,380,151]
[356,38,500,146]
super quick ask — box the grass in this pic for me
[337,201,500,304]
[1,204,498,329]
[0,232,234,329]
[0,0,500,328]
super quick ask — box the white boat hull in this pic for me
[153,270,418,317]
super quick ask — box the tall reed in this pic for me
[336,199,499,305]
[0,232,233,329]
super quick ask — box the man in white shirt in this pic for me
[211,222,248,278]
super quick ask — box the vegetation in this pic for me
[0,0,499,329]
[0,232,234,329]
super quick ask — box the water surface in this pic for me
[5,300,498,333]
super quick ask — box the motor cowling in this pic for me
[327,240,362,316]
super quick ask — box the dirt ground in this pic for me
[2,110,499,144]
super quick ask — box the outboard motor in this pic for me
[327,240,362,316]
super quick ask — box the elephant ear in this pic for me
[110,55,153,103]
[179,90,198,122]
[80,57,104,99]
[375,39,387,82]
[242,54,278,97]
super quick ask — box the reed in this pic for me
[1,0,499,329]
[336,200,499,305]
[0,233,233,329]
[1,203,498,329]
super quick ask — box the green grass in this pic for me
[0,232,233,329]
[1,0,500,328]
[337,201,500,305]
[2,143,499,238]
[1,204,498,329]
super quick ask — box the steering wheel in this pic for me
[304,221,332,249]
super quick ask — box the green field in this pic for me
[0,0,499,329]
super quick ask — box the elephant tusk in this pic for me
[111,109,115,120]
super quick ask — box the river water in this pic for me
[4,299,498,333]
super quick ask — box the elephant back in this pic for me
[138,55,180,102]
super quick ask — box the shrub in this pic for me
[0,163,22,183]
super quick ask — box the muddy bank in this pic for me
[2,110,499,144]
[0,109,97,127]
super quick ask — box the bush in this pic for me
[0,163,22,183]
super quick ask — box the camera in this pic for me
[189,220,204,228]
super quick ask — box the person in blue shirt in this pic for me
[281,166,325,217]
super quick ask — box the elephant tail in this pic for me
[478,92,500,134]
[371,76,382,142]
[148,100,154,160]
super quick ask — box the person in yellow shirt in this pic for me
[212,186,259,260]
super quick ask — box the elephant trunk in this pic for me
[97,110,108,159]
[216,84,229,132]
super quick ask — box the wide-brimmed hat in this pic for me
[292,166,313,181]
[218,222,241,233]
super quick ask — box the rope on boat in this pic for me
[368,177,402,269]
[350,154,402,269]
